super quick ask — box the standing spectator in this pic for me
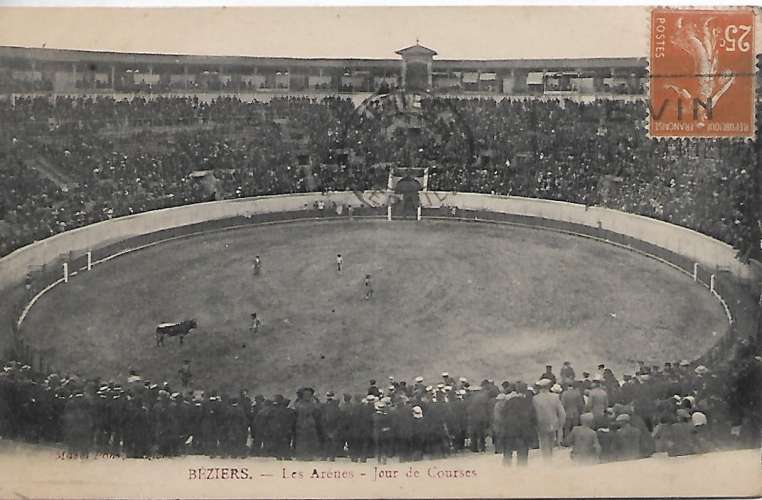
[532,378,566,461]
[561,382,585,440]
[268,395,294,460]
[348,395,372,462]
[410,405,426,461]
[372,401,393,464]
[466,386,490,452]
[500,382,536,467]
[449,389,467,451]
[587,379,609,427]
[293,387,321,460]
[539,365,557,385]
[178,360,192,388]
[320,392,342,461]
[492,392,508,454]
[560,361,576,385]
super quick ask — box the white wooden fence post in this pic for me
[87,251,93,271]
[693,262,698,282]
[63,262,69,283]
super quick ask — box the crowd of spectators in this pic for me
[1,93,760,465]
[0,94,760,261]
[0,343,759,463]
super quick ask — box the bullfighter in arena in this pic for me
[253,255,262,276]
[364,274,374,300]
[250,313,262,334]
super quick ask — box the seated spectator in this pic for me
[667,409,698,457]
[563,412,600,464]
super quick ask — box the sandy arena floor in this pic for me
[21,219,728,395]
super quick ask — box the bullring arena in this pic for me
[16,205,731,395]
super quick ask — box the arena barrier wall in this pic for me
[0,190,758,291]
[418,192,757,281]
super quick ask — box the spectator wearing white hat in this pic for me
[691,411,712,453]
[372,400,393,464]
[466,384,491,452]
[410,406,426,461]
[413,376,425,393]
[449,389,468,451]
[532,378,566,461]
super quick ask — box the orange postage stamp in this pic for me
[650,8,756,138]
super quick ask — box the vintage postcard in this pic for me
[0,5,760,500]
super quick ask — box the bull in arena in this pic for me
[155,319,198,346]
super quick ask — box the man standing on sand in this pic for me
[178,360,192,388]
[336,254,343,272]
[250,313,262,334]
[500,382,536,467]
[252,256,262,276]
[532,378,566,461]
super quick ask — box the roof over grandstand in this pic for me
[0,6,656,60]
[0,45,647,71]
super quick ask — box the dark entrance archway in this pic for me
[393,176,422,218]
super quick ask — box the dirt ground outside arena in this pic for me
[20,219,728,396]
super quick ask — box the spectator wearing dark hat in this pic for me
[250,395,266,456]
[367,380,382,398]
[492,393,508,454]
[500,382,536,467]
[268,395,294,460]
[225,397,249,458]
[581,372,592,391]
[293,387,321,460]
[560,361,576,386]
[560,382,585,441]
[539,365,557,385]
[320,392,341,461]
[348,394,372,462]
